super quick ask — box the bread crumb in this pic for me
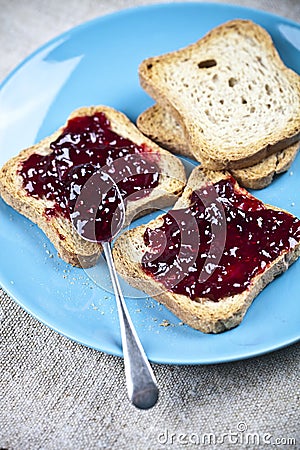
[160,319,170,327]
[90,302,101,311]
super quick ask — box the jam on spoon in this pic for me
[70,169,159,410]
[19,112,160,229]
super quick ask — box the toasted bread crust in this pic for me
[0,106,186,267]
[137,104,300,189]
[139,20,300,169]
[113,167,300,333]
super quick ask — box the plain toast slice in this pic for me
[113,166,300,333]
[139,20,300,169]
[137,103,300,189]
[0,106,186,267]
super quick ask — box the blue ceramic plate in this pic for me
[0,3,299,364]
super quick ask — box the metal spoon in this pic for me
[69,168,159,409]
[102,240,159,409]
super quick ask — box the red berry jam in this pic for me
[142,176,300,301]
[19,112,160,241]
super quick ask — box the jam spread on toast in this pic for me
[19,112,160,240]
[142,177,300,301]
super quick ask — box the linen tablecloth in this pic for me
[0,1,299,449]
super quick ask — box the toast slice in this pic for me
[137,104,300,189]
[0,106,186,267]
[139,20,300,170]
[113,166,300,333]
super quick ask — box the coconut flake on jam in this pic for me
[141,176,300,302]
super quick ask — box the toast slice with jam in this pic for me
[113,166,300,333]
[0,106,186,267]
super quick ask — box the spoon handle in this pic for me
[102,241,159,410]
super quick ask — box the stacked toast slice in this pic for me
[138,20,300,188]
[137,104,299,189]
